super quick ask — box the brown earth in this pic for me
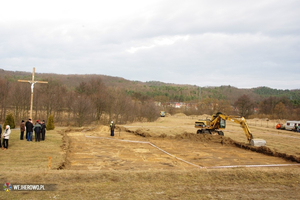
[60,128,297,171]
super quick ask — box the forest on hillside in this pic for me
[0,69,299,126]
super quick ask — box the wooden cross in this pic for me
[18,67,48,119]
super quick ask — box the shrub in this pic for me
[4,113,16,129]
[47,114,55,130]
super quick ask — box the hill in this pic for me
[1,68,299,105]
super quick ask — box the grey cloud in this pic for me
[0,0,299,89]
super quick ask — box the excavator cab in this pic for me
[219,118,226,128]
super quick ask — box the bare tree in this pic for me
[39,78,67,121]
[10,83,30,122]
[234,95,254,118]
[88,78,107,122]
[0,79,11,121]
[141,101,159,122]
[274,102,287,119]
[71,95,93,127]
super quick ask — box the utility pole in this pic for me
[18,68,48,119]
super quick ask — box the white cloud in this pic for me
[126,35,189,53]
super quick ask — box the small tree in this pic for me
[47,114,55,130]
[4,113,16,129]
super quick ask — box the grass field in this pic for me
[1,114,300,199]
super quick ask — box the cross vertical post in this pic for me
[18,68,48,119]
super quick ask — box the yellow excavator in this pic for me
[195,112,266,146]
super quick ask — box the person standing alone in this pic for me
[110,121,115,136]
[20,120,25,140]
[2,125,11,150]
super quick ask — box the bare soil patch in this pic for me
[59,125,297,171]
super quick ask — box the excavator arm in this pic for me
[218,114,253,143]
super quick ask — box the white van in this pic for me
[285,121,300,131]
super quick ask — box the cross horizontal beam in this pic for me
[18,80,48,84]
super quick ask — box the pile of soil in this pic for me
[173,113,187,117]
[133,128,152,137]
[94,125,110,132]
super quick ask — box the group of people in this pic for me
[294,124,300,132]
[0,124,11,150]
[0,118,47,150]
[22,119,47,142]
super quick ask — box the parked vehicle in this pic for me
[276,123,285,130]
[285,121,300,131]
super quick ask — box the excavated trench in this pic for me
[126,128,300,163]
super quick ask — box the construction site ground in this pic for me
[1,114,300,199]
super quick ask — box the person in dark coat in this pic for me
[20,120,25,140]
[33,120,42,142]
[41,120,46,141]
[25,119,32,140]
[26,119,34,142]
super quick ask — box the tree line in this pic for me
[0,77,159,127]
[167,94,300,120]
[0,72,299,127]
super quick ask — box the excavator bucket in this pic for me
[250,139,266,147]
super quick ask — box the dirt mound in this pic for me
[173,132,235,145]
[173,113,187,117]
[134,128,152,137]
[124,128,152,137]
[94,125,110,132]
[155,117,165,122]
[63,127,85,133]
[196,114,211,119]
[165,113,171,117]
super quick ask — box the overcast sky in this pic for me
[0,0,299,89]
